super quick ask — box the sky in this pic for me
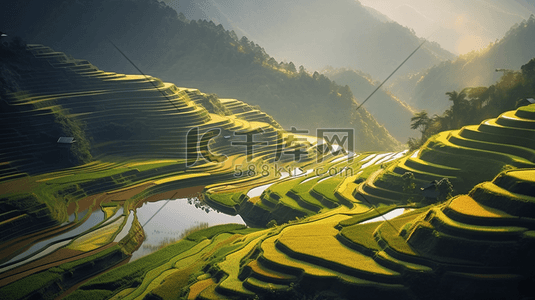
[358,0,535,55]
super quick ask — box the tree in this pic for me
[287,62,297,73]
[401,172,416,193]
[407,137,421,151]
[466,86,489,111]
[410,110,431,134]
[446,90,466,110]
[266,219,277,228]
[267,57,277,67]
[437,178,453,201]
[445,90,468,128]
[521,57,535,79]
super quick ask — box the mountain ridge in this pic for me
[323,67,417,142]
[174,0,455,80]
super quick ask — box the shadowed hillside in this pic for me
[0,0,401,151]
[323,67,417,142]
[176,0,455,80]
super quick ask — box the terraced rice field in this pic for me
[0,45,329,299]
[2,45,535,300]
[149,167,534,300]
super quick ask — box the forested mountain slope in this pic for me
[176,0,455,80]
[0,0,401,151]
[323,67,417,142]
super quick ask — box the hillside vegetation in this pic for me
[408,57,535,150]
[177,0,455,80]
[0,0,401,151]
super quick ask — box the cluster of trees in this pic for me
[177,0,454,81]
[408,58,535,150]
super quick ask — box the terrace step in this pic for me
[458,125,535,150]
[404,156,461,177]
[478,118,535,140]
[244,260,297,284]
[427,207,528,241]
[377,213,487,270]
[338,221,383,257]
[242,277,291,293]
[470,182,535,219]
[197,284,231,300]
[309,177,345,205]
[258,236,408,294]
[441,195,529,227]
[359,169,417,203]
[496,111,535,129]
[392,159,454,183]
[373,250,433,274]
[286,191,323,212]
[354,183,400,206]
[276,233,402,284]
[515,105,535,119]
[406,214,523,267]
[492,169,535,195]
[448,130,535,162]
[428,131,535,169]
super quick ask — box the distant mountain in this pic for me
[389,16,535,114]
[0,0,401,151]
[359,0,535,56]
[174,0,455,80]
[322,67,417,142]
